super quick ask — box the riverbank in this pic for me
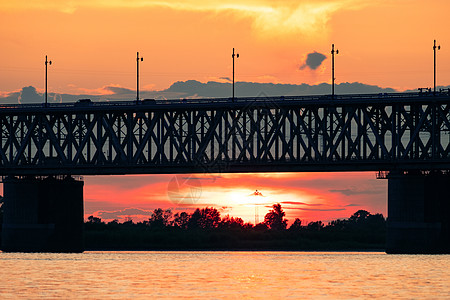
[84,227,385,251]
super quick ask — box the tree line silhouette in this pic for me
[85,204,386,250]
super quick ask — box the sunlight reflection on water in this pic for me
[0,251,448,299]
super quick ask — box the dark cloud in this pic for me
[286,207,346,212]
[280,201,323,206]
[181,176,221,181]
[52,93,63,103]
[84,200,125,216]
[0,91,20,103]
[220,77,232,82]
[97,207,154,220]
[172,207,197,211]
[1,81,400,104]
[300,51,327,70]
[329,188,383,196]
[18,86,42,104]
[105,86,134,95]
[164,80,396,98]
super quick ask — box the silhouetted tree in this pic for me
[188,207,221,229]
[220,215,244,229]
[362,213,386,231]
[254,222,269,231]
[243,222,254,230]
[172,212,190,229]
[327,219,348,231]
[85,215,106,230]
[307,221,324,231]
[289,218,303,231]
[349,210,370,224]
[148,208,172,228]
[367,213,385,225]
[123,219,134,226]
[83,207,388,250]
[346,210,386,231]
[264,203,288,230]
[107,219,120,229]
[87,215,103,224]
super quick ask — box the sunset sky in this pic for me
[1,0,449,223]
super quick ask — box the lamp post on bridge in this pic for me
[45,55,52,107]
[232,48,239,102]
[433,40,440,94]
[137,52,143,102]
[331,44,339,99]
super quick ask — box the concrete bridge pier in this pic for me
[387,171,450,254]
[1,176,84,253]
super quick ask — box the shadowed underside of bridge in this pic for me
[0,92,449,253]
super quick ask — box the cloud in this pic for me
[300,51,327,70]
[329,187,383,196]
[0,91,20,104]
[0,80,398,123]
[0,1,372,36]
[286,207,346,212]
[163,80,397,98]
[181,176,221,181]
[280,201,323,206]
[17,86,42,104]
[105,86,134,95]
[0,91,16,98]
[96,207,154,221]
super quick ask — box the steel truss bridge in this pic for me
[1,92,450,176]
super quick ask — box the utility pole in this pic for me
[331,44,339,98]
[45,55,52,107]
[137,52,143,101]
[433,40,440,93]
[232,48,239,101]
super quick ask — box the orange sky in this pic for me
[1,0,450,94]
[1,0,448,223]
[82,172,386,224]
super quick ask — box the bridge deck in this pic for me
[2,91,449,111]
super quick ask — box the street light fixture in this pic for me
[232,48,239,101]
[331,44,339,98]
[433,40,441,93]
[45,55,52,107]
[137,52,143,101]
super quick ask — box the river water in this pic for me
[0,251,448,299]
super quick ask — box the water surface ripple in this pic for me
[0,251,448,299]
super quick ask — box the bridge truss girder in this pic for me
[1,97,449,175]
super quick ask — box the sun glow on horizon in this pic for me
[81,171,386,225]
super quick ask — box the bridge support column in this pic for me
[387,171,449,254]
[1,176,84,253]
